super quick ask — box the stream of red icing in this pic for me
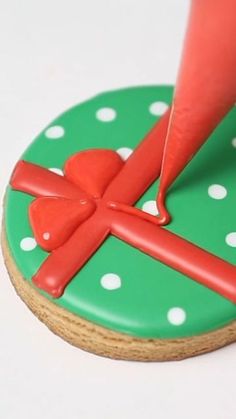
[156,0,236,225]
[10,108,236,303]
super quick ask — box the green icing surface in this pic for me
[5,86,236,339]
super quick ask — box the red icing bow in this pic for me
[10,110,236,302]
[29,149,123,252]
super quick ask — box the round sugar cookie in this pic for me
[2,86,236,361]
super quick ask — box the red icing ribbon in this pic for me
[156,0,236,224]
[10,110,236,303]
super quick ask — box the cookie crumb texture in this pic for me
[3,86,236,360]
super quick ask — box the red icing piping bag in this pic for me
[156,0,236,225]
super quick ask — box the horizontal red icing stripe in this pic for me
[10,160,88,200]
[109,209,236,304]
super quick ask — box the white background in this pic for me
[0,1,235,418]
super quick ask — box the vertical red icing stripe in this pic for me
[32,213,110,298]
[104,108,171,204]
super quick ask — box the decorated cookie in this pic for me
[2,86,236,361]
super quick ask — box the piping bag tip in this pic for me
[156,211,171,226]
[156,194,171,226]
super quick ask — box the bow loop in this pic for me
[64,149,124,198]
[29,196,96,251]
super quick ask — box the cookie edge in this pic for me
[2,222,236,361]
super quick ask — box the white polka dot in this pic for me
[96,108,116,122]
[225,232,236,247]
[100,273,121,290]
[116,147,133,160]
[20,237,37,251]
[208,184,227,200]
[167,307,186,326]
[231,138,236,148]
[43,232,50,241]
[142,200,159,216]
[149,101,168,116]
[45,125,65,139]
[49,168,64,176]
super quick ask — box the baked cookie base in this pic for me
[2,228,236,361]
